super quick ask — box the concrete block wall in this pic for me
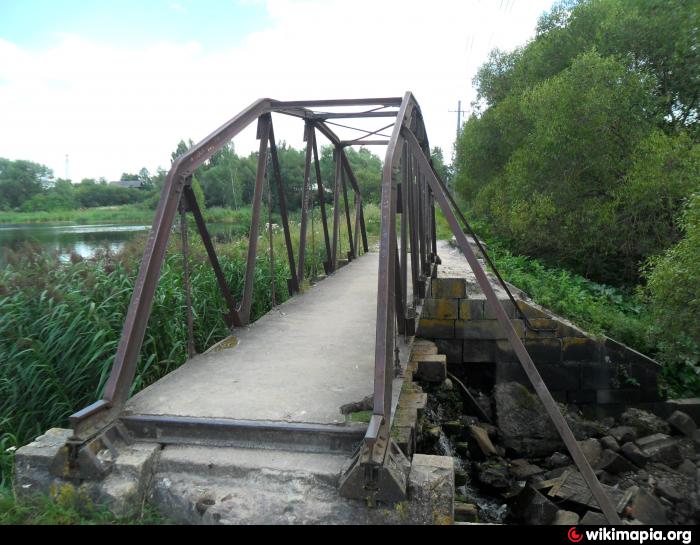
[417,278,663,415]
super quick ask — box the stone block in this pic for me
[627,487,669,525]
[556,321,588,338]
[422,298,458,320]
[635,433,682,466]
[462,339,495,363]
[609,426,638,444]
[578,438,603,466]
[415,354,447,384]
[515,300,549,319]
[459,299,484,321]
[562,337,600,362]
[417,319,454,339]
[665,398,700,424]
[407,455,455,525]
[539,362,580,391]
[524,339,562,364]
[454,502,478,523]
[483,299,516,319]
[13,428,73,498]
[595,449,635,474]
[552,510,580,525]
[668,410,697,438]
[495,361,527,384]
[467,425,498,457]
[455,320,506,340]
[580,361,615,390]
[620,442,648,468]
[434,339,462,364]
[430,278,466,299]
[523,319,559,338]
[496,337,563,364]
[513,486,558,525]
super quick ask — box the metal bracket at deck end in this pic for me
[339,430,410,505]
[50,422,133,482]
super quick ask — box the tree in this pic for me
[456,0,700,285]
[0,158,53,209]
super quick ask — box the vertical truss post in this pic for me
[340,151,369,254]
[430,191,439,266]
[353,191,362,258]
[239,114,271,323]
[185,184,243,329]
[400,142,410,333]
[297,122,314,285]
[269,123,299,295]
[359,205,369,253]
[179,198,196,359]
[341,162,355,260]
[311,129,332,274]
[408,153,422,299]
[330,147,342,271]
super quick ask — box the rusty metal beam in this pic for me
[268,123,299,295]
[239,114,271,323]
[297,122,314,284]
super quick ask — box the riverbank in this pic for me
[0,205,258,226]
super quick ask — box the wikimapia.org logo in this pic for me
[567,527,693,544]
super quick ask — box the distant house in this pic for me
[109,180,143,189]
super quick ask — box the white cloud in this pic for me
[0,0,553,182]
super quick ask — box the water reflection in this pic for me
[0,223,150,266]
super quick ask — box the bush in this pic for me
[644,194,700,396]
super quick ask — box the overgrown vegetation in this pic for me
[454,0,700,395]
[0,487,169,525]
[0,203,381,488]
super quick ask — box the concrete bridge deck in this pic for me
[123,251,408,452]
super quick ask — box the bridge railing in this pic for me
[65,92,620,524]
[68,97,403,440]
[341,92,621,523]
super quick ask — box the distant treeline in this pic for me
[454,0,699,392]
[0,142,450,215]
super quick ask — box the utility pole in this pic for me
[448,101,468,140]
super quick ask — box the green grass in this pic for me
[0,205,155,225]
[0,486,170,525]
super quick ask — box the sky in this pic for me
[0,0,555,183]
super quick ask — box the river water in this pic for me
[0,221,251,267]
[0,222,151,266]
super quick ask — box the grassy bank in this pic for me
[0,487,169,525]
[0,205,155,225]
[0,204,262,227]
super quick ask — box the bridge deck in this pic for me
[125,252,383,429]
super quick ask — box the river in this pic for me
[0,222,244,267]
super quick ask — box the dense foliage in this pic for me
[454,0,700,394]
[456,0,699,285]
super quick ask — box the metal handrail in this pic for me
[69,97,401,439]
[360,95,620,522]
